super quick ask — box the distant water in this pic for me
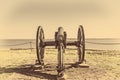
[0,38,120,50]
[0,39,35,50]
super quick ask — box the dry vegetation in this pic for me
[0,49,120,80]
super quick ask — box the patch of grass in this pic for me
[0,49,120,80]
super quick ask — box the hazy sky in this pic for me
[0,0,120,39]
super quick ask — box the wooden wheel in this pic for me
[77,25,85,63]
[36,26,45,65]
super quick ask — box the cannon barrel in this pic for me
[57,27,64,42]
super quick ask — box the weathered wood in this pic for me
[44,40,78,46]
[66,41,77,46]
[44,41,56,46]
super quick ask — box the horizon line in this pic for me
[0,38,120,40]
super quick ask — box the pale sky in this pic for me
[0,0,120,39]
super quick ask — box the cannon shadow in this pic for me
[0,63,82,80]
[0,64,57,80]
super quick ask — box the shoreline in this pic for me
[1,48,120,51]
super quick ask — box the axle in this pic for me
[44,40,78,47]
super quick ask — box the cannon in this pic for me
[36,25,86,78]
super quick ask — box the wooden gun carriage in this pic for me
[36,25,85,77]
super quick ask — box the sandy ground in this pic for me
[0,49,120,80]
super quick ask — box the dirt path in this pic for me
[0,49,120,80]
